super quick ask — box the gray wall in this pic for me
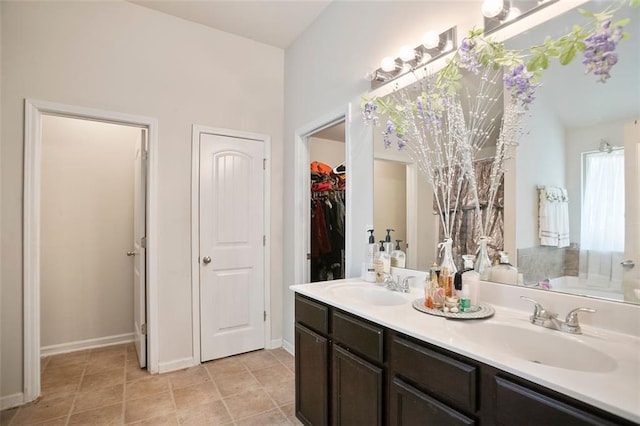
[1,1,283,398]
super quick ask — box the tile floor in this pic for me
[1,344,301,425]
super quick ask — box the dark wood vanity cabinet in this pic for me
[294,294,633,426]
[295,294,385,426]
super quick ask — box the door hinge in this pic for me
[142,150,148,160]
[264,311,267,322]
[263,158,267,170]
[141,236,147,249]
[306,253,311,260]
[141,323,147,335]
[263,235,266,246]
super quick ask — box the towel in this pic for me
[538,186,570,248]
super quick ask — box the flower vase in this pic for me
[474,236,492,280]
[438,238,457,275]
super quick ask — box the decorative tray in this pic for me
[412,299,495,320]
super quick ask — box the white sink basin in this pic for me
[327,283,409,306]
[455,322,618,373]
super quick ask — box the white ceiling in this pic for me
[129,0,332,49]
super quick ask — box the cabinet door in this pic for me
[495,376,620,426]
[295,324,329,426]
[332,345,383,426]
[390,378,475,426]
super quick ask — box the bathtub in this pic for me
[548,276,624,301]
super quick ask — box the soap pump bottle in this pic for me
[391,240,406,268]
[454,254,474,297]
[383,229,395,253]
[460,254,480,308]
[363,229,378,282]
[375,240,391,283]
[491,251,518,285]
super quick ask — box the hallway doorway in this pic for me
[23,100,159,404]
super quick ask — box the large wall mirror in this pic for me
[371,0,639,305]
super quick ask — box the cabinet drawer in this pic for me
[332,311,384,363]
[295,294,329,335]
[495,376,619,426]
[391,336,477,413]
[390,377,475,426]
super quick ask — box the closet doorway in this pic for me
[308,121,346,282]
[23,100,158,403]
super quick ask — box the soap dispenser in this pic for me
[490,251,518,285]
[374,240,391,283]
[460,254,480,309]
[391,240,406,268]
[364,229,378,283]
[383,229,395,253]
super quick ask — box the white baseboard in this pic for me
[158,357,198,374]
[40,333,135,357]
[282,339,294,356]
[1,393,25,410]
[268,338,283,350]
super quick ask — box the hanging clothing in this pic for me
[310,161,346,282]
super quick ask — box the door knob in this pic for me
[127,251,136,256]
[620,260,635,269]
[202,256,212,265]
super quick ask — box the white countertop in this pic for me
[290,278,640,423]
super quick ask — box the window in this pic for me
[580,149,625,251]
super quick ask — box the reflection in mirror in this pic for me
[371,0,639,305]
[506,1,639,304]
[373,70,505,273]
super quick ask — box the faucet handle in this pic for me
[565,307,596,327]
[520,296,557,321]
[400,276,415,293]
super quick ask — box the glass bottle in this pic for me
[438,238,457,275]
[474,236,492,281]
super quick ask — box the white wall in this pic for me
[40,115,138,348]
[1,1,283,398]
[515,93,566,250]
[309,136,345,168]
[283,1,483,348]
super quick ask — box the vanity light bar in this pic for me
[368,26,457,90]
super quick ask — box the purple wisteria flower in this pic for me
[362,100,379,125]
[582,20,624,83]
[458,38,481,74]
[383,120,396,149]
[417,95,442,129]
[503,64,539,106]
[396,133,408,150]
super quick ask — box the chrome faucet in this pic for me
[384,274,414,293]
[520,296,596,334]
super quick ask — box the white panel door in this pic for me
[200,133,265,362]
[133,129,147,368]
[623,120,639,301]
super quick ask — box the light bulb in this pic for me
[422,31,440,49]
[399,45,416,62]
[420,52,432,64]
[482,0,504,18]
[380,56,397,72]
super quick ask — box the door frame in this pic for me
[190,125,272,364]
[23,99,160,403]
[293,108,347,285]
